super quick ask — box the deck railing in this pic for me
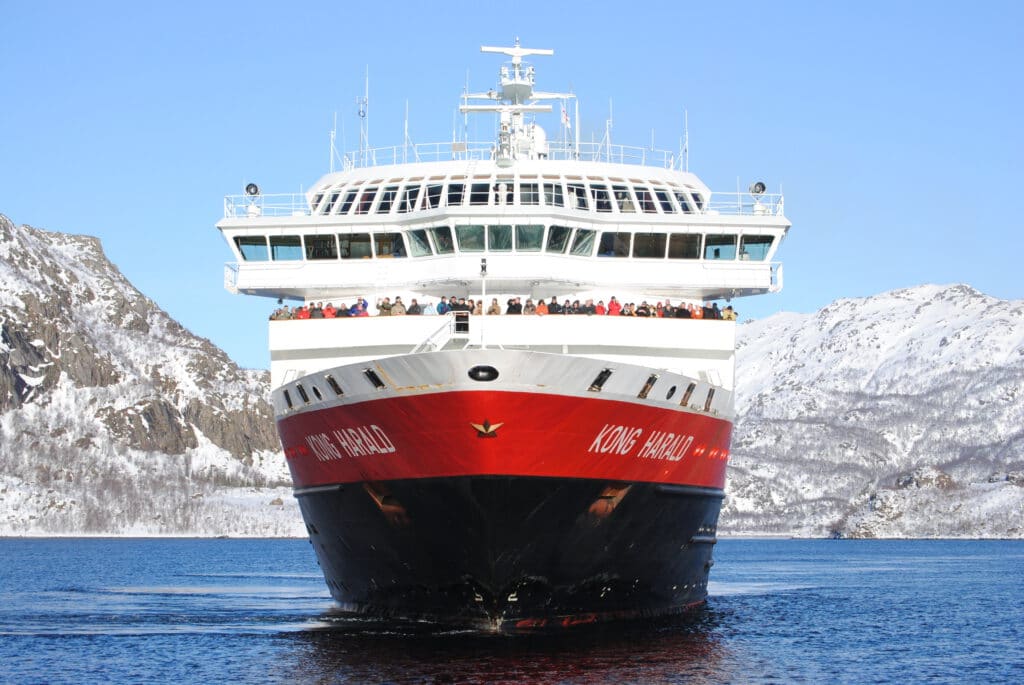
[341,140,679,170]
[224,190,785,219]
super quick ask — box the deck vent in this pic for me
[680,382,697,407]
[588,368,613,393]
[468,365,499,382]
[296,384,311,404]
[283,390,294,410]
[364,368,386,390]
[311,385,323,401]
[665,385,677,400]
[637,374,659,399]
[704,388,716,412]
[325,374,344,396]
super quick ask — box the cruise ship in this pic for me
[217,41,790,631]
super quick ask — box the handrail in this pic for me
[340,140,679,170]
[411,316,456,353]
[223,190,785,219]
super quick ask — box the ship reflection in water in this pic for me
[280,610,730,684]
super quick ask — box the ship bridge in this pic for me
[219,159,788,304]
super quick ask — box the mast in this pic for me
[461,38,574,166]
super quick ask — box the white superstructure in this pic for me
[217,41,790,398]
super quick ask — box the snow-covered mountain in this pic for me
[3,214,1021,538]
[725,284,1024,538]
[0,215,303,536]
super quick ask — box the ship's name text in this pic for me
[304,425,396,461]
[587,423,695,461]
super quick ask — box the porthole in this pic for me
[311,385,323,401]
[296,384,311,404]
[665,385,677,400]
[283,390,294,410]
[468,365,499,382]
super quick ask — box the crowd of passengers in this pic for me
[270,296,738,320]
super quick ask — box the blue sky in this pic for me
[2,1,1021,370]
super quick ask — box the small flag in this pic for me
[561,104,571,130]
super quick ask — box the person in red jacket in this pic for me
[607,296,622,316]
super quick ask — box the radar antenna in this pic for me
[461,39,574,166]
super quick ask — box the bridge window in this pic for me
[637,187,658,213]
[374,232,407,258]
[590,184,613,212]
[398,185,420,213]
[339,233,372,259]
[355,187,377,214]
[469,183,490,206]
[447,183,465,206]
[488,225,513,251]
[408,229,433,257]
[674,191,694,213]
[520,182,539,205]
[516,224,544,251]
[613,186,636,212]
[570,228,596,256]
[456,225,485,252]
[424,184,443,209]
[567,183,588,210]
[633,233,667,258]
[311,192,324,212]
[705,234,738,260]
[319,191,339,215]
[338,189,358,215]
[429,226,455,254]
[304,234,338,260]
[544,182,564,207]
[668,234,702,259]
[654,189,675,213]
[269,235,302,261]
[376,185,399,213]
[690,191,705,211]
[740,235,774,261]
[546,225,572,253]
[598,231,631,257]
[234,236,268,261]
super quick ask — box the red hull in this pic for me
[278,389,731,489]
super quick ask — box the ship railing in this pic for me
[223,190,786,219]
[704,193,785,217]
[411,315,457,354]
[340,140,680,170]
[223,193,311,219]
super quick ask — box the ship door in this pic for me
[454,310,470,335]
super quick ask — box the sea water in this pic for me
[0,538,1020,684]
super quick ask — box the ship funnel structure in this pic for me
[462,38,571,166]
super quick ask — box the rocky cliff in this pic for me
[0,215,302,535]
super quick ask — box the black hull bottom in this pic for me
[296,476,723,631]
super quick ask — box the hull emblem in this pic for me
[471,420,503,438]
